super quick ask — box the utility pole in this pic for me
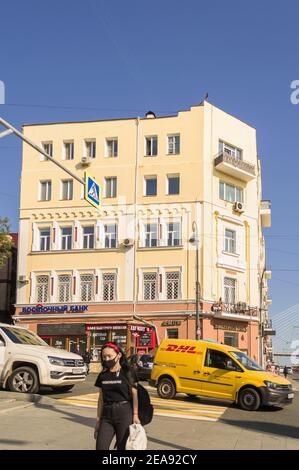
[189,221,201,340]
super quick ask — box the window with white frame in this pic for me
[143,273,158,300]
[168,134,180,155]
[36,275,49,303]
[104,224,118,248]
[167,329,179,339]
[225,229,236,254]
[145,223,158,247]
[39,228,51,251]
[61,179,73,200]
[167,174,180,195]
[39,180,52,201]
[167,221,181,246]
[224,277,236,305]
[58,275,71,302]
[61,227,72,250]
[166,272,180,300]
[145,136,158,156]
[41,141,53,160]
[105,177,117,198]
[103,274,116,301]
[219,140,242,160]
[144,176,157,196]
[85,140,96,159]
[219,181,243,203]
[64,141,74,160]
[106,138,118,158]
[80,274,93,302]
[83,226,95,249]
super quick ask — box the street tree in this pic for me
[0,217,12,265]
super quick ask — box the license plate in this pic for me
[73,368,84,375]
[288,393,294,399]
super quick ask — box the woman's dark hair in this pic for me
[100,343,137,388]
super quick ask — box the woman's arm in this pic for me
[94,389,104,439]
[131,386,140,425]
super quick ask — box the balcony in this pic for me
[261,200,272,228]
[211,301,259,320]
[214,151,256,182]
[263,320,276,336]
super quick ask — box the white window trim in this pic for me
[39,180,51,202]
[167,134,180,155]
[84,139,96,159]
[40,141,53,161]
[104,177,117,198]
[166,174,180,195]
[144,175,157,197]
[63,140,74,161]
[224,228,237,255]
[61,179,73,200]
[144,135,158,157]
[105,138,118,158]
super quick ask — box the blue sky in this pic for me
[1,0,299,318]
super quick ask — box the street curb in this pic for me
[0,391,59,406]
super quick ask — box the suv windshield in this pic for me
[1,327,47,346]
[230,351,264,371]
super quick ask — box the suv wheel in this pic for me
[157,378,176,399]
[8,367,39,394]
[238,388,261,411]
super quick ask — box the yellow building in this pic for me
[14,101,271,364]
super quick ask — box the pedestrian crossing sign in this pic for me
[84,172,101,209]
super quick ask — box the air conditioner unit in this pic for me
[81,156,91,166]
[233,202,244,213]
[123,238,134,247]
[18,275,28,283]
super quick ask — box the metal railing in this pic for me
[211,301,258,317]
[215,150,256,176]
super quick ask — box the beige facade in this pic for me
[15,101,271,363]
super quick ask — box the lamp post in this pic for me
[189,221,201,340]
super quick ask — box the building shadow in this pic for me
[220,418,299,440]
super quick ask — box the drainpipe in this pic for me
[132,117,140,317]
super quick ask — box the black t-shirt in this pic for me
[94,369,137,403]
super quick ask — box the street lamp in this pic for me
[189,221,201,340]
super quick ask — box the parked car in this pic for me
[0,323,86,394]
[128,353,154,381]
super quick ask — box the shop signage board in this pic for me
[138,333,152,347]
[22,304,89,314]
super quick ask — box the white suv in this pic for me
[0,323,86,393]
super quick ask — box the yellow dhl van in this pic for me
[150,339,294,411]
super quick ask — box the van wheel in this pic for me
[238,388,261,411]
[8,367,39,394]
[51,385,74,393]
[157,378,176,399]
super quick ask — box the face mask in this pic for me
[102,356,118,369]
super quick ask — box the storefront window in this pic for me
[167,329,179,339]
[112,329,127,353]
[53,337,66,350]
[90,331,109,361]
[224,332,238,347]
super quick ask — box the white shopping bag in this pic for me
[125,424,147,450]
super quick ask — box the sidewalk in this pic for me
[0,391,299,450]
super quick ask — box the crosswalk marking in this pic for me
[58,391,227,422]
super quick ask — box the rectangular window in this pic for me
[145,223,158,247]
[224,332,239,348]
[145,177,157,196]
[39,228,51,251]
[41,141,53,159]
[80,274,93,302]
[39,181,52,201]
[83,226,95,249]
[168,134,180,155]
[85,140,96,159]
[61,227,72,250]
[145,136,158,156]
[167,222,181,246]
[36,275,49,303]
[105,177,117,198]
[64,141,74,160]
[219,181,243,203]
[224,277,236,305]
[103,274,116,301]
[106,139,118,158]
[219,140,242,160]
[61,180,73,200]
[167,329,179,339]
[58,275,71,302]
[167,175,180,195]
[225,229,236,254]
[143,273,158,301]
[166,272,180,300]
[104,224,118,248]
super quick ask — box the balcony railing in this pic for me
[211,301,258,317]
[214,151,256,182]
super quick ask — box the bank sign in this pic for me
[21,304,89,314]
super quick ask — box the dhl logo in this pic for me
[161,344,202,354]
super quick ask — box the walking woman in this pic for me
[94,342,140,450]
